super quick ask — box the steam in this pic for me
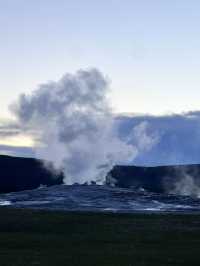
[10,68,150,184]
[127,121,159,153]
[170,167,200,198]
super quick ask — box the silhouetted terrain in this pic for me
[0,155,63,193]
[1,154,200,195]
[106,164,200,193]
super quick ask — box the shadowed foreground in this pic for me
[0,209,200,265]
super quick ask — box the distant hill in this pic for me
[0,155,64,193]
[106,164,200,194]
[1,154,200,195]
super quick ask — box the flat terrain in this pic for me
[0,208,200,265]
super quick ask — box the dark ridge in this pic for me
[1,154,200,195]
[106,164,200,193]
[0,155,64,193]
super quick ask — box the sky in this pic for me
[1,0,200,117]
[1,0,200,156]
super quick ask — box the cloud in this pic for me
[0,120,22,138]
[2,106,200,168]
[118,112,200,166]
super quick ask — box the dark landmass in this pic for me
[0,155,63,193]
[1,154,200,194]
[106,164,200,193]
[0,208,199,266]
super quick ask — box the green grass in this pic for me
[0,208,200,265]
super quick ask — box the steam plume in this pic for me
[11,68,147,184]
[171,166,200,198]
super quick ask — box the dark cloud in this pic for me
[0,119,39,140]
[0,121,22,138]
[118,112,200,166]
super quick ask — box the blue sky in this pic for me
[1,0,200,118]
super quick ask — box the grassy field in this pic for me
[0,208,200,265]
